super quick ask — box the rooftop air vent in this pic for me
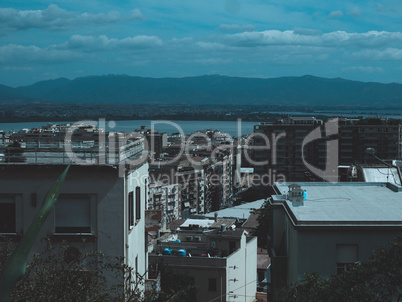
[288,184,304,207]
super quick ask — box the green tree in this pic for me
[0,237,198,302]
[150,262,198,302]
[253,199,272,249]
[0,237,147,302]
[282,234,402,302]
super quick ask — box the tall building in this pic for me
[252,116,325,182]
[148,181,180,230]
[134,126,168,160]
[252,116,402,183]
[149,159,205,217]
[338,117,401,164]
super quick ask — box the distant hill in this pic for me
[1,74,402,107]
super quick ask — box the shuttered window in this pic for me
[55,195,91,233]
[0,196,16,233]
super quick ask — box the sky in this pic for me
[1,0,402,86]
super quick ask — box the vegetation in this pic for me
[0,238,144,302]
[282,234,402,302]
[0,165,70,302]
[0,238,197,302]
[253,198,272,249]
[153,262,198,302]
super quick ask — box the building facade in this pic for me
[252,116,402,182]
[269,182,402,300]
[149,226,257,302]
[0,130,149,293]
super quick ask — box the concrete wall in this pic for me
[0,163,149,291]
[226,235,257,302]
[149,254,227,302]
[0,164,125,258]
[290,228,402,283]
[125,163,149,284]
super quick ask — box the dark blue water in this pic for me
[2,109,402,136]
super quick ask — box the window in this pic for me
[135,186,141,221]
[229,241,236,254]
[336,244,358,274]
[128,191,134,228]
[336,263,355,274]
[144,180,147,210]
[0,196,16,233]
[208,278,217,291]
[55,195,91,233]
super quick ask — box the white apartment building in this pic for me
[0,134,149,293]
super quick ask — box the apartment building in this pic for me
[147,181,180,230]
[149,221,257,302]
[252,116,402,182]
[0,130,149,292]
[269,182,402,300]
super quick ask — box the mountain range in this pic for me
[1,74,401,107]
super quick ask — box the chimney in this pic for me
[214,212,218,222]
[221,224,226,232]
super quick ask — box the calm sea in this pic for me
[2,109,402,136]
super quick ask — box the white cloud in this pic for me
[0,34,163,64]
[223,30,402,48]
[293,27,322,36]
[129,8,145,20]
[196,41,228,50]
[57,35,163,52]
[323,31,402,48]
[217,24,255,32]
[353,48,402,60]
[0,4,121,34]
[118,36,163,48]
[171,37,193,44]
[328,10,344,19]
[343,66,384,73]
[224,30,318,47]
[0,44,84,63]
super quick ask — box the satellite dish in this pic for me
[366,148,376,155]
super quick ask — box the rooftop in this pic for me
[273,182,402,226]
[205,199,265,221]
[178,218,236,230]
[361,167,401,186]
[0,139,145,166]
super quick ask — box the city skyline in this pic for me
[1,1,402,86]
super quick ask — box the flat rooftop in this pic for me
[362,167,401,186]
[274,182,402,225]
[205,199,265,221]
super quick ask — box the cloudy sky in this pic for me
[1,0,402,86]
